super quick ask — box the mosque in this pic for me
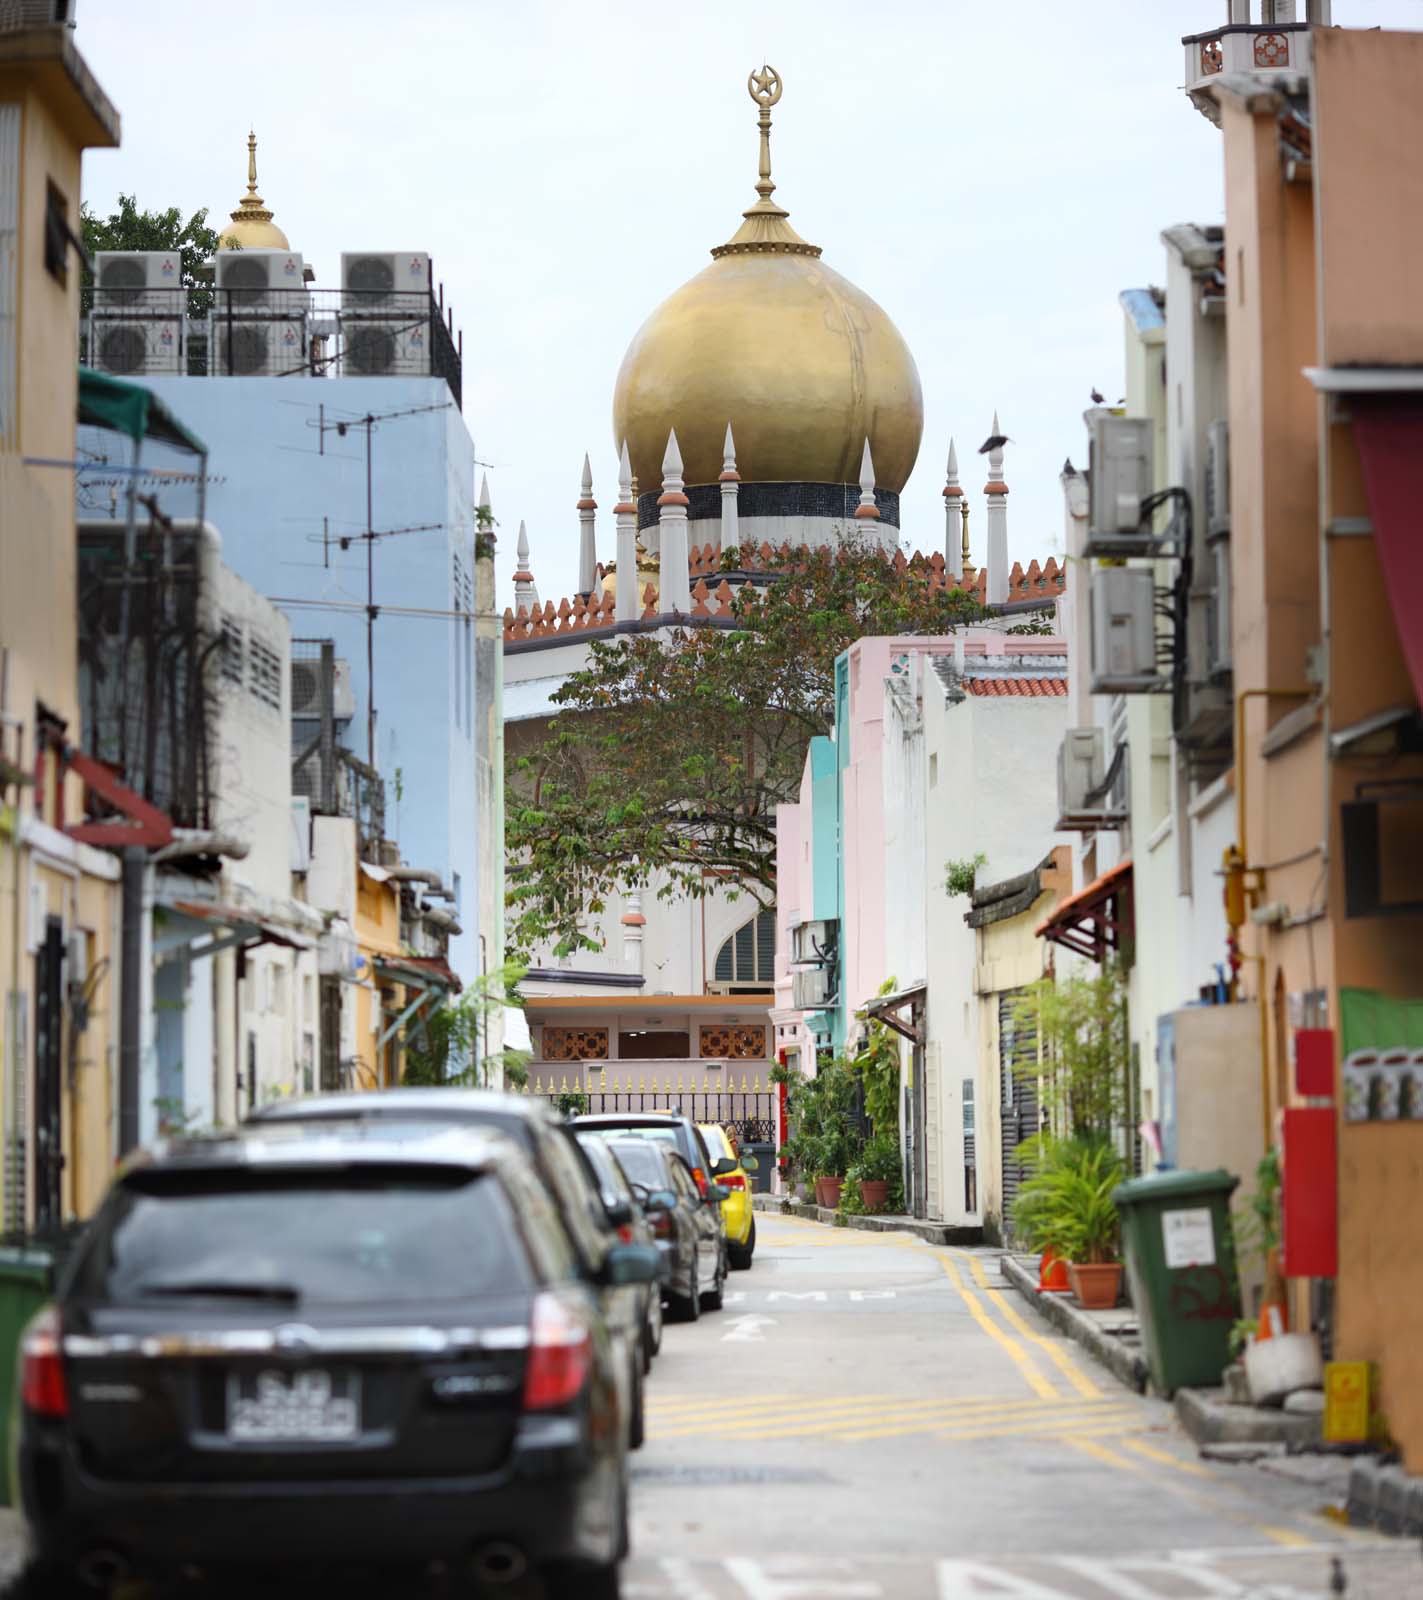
[503,68,1066,1101]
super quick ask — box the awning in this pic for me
[1036,858,1133,962]
[77,367,207,457]
[372,955,462,993]
[862,981,926,1046]
[154,898,317,964]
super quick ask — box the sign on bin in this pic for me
[1161,1207,1215,1269]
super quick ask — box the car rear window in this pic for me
[69,1168,533,1307]
[607,1141,667,1191]
[699,1126,731,1161]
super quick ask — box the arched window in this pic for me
[711,910,775,991]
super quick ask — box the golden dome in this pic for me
[612,68,923,495]
[598,538,661,609]
[218,131,291,251]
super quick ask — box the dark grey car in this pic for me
[604,1139,727,1322]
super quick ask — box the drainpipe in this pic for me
[119,846,145,1156]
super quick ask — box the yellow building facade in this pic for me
[0,23,121,1226]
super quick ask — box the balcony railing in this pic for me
[1182,22,1313,123]
[79,285,462,406]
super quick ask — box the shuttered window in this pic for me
[712,910,775,989]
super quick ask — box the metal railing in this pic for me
[79,285,462,406]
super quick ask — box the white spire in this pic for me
[943,436,963,579]
[657,427,692,614]
[577,451,598,598]
[853,437,880,521]
[983,412,1009,606]
[614,439,640,624]
[478,470,491,512]
[718,422,740,553]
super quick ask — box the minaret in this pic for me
[657,428,692,614]
[719,424,740,552]
[853,438,880,524]
[943,438,963,579]
[983,411,1009,605]
[577,453,597,598]
[614,441,640,625]
[512,520,539,612]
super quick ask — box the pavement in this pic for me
[623,1211,1417,1598]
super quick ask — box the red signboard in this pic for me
[1282,1106,1338,1279]
[1294,1028,1335,1097]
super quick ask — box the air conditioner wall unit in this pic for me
[1204,419,1230,540]
[92,316,182,377]
[342,318,430,378]
[1086,414,1156,554]
[94,250,182,314]
[290,657,356,722]
[214,250,307,312]
[212,317,305,377]
[792,967,835,1010]
[790,918,837,965]
[1089,568,1159,694]
[341,251,431,309]
[291,749,347,816]
[1206,545,1233,676]
[1057,727,1105,826]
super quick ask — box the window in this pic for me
[248,637,282,711]
[220,616,244,683]
[44,181,68,287]
[711,910,775,990]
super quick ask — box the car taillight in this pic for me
[616,1222,634,1244]
[20,1306,67,1419]
[523,1293,592,1411]
[692,1167,708,1197]
[649,1208,674,1240]
[721,1174,746,1190]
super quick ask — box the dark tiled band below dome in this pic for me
[637,482,900,532]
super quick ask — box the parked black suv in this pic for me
[251,1089,650,1449]
[16,1121,655,1596]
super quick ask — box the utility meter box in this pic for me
[1087,415,1156,554]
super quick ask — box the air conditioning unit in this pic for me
[1205,543,1233,677]
[1204,419,1230,540]
[1089,567,1160,694]
[91,251,183,376]
[1057,727,1104,827]
[790,918,836,965]
[340,252,432,378]
[792,966,835,1010]
[215,249,307,311]
[290,657,356,722]
[94,250,182,313]
[1086,414,1156,555]
[291,748,346,816]
[341,251,431,310]
[212,317,305,377]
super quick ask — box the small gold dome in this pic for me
[218,131,291,252]
[598,540,661,609]
[612,67,923,495]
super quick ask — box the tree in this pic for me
[507,538,1000,958]
[80,195,225,312]
[1011,964,1130,1147]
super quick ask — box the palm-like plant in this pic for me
[1012,1141,1126,1265]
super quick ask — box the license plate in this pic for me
[225,1369,360,1443]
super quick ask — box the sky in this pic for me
[75,0,1422,611]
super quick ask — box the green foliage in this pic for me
[1011,1139,1125,1264]
[847,1134,901,1185]
[779,1058,862,1180]
[1011,965,1129,1144]
[944,854,986,897]
[1228,1317,1257,1361]
[1006,610,1056,636]
[401,961,528,1087]
[80,195,224,315]
[1232,1147,1282,1268]
[506,539,985,959]
[554,1090,589,1116]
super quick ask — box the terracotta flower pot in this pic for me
[858,1179,890,1212]
[818,1176,845,1210]
[1067,1261,1123,1310]
[1039,1248,1071,1293]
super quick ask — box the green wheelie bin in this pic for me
[1113,1169,1241,1397]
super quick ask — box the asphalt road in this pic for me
[624,1211,1417,1600]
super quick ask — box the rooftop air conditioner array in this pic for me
[91,251,182,376]
[212,251,308,376]
[340,252,432,378]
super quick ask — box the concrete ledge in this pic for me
[751,1193,982,1247]
[1347,1456,1423,1535]
[1000,1252,1149,1393]
[1175,1386,1322,1449]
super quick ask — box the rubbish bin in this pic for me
[740,1141,775,1195]
[1113,1169,1241,1397]
[0,1229,82,1506]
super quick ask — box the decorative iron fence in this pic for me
[522,1069,777,1145]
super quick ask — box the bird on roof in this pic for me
[1090,388,1105,404]
[1062,457,1077,476]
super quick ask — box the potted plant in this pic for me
[814,1125,857,1210]
[1012,1141,1125,1310]
[848,1134,900,1212]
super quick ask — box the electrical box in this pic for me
[1086,414,1156,554]
[1090,568,1159,693]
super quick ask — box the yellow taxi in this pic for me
[698,1123,757,1269]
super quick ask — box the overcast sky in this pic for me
[76,0,1420,609]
